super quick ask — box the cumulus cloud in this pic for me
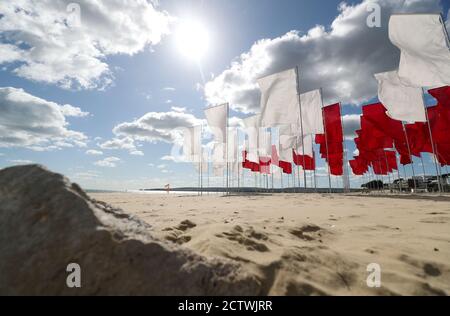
[60,104,90,117]
[94,156,121,168]
[111,110,203,144]
[342,114,361,140]
[0,87,88,150]
[86,149,103,156]
[203,0,443,113]
[0,0,172,89]
[130,150,144,156]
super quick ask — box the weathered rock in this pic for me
[0,165,261,295]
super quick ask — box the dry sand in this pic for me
[90,192,450,296]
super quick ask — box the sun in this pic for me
[175,20,210,61]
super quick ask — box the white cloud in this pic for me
[130,150,144,156]
[170,106,186,113]
[99,136,137,151]
[0,87,88,150]
[60,104,90,117]
[71,170,101,180]
[0,1,173,89]
[86,149,103,156]
[342,114,361,140]
[163,87,176,91]
[9,159,33,165]
[94,156,121,168]
[203,0,443,113]
[165,100,173,104]
[111,110,203,144]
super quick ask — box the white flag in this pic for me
[375,71,426,123]
[296,134,314,157]
[278,125,296,163]
[227,128,238,162]
[194,149,209,173]
[389,14,450,87]
[258,68,300,128]
[183,126,202,162]
[258,128,272,158]
[212,143,225,177]
[205,103,228,143]
[243,114,260,163]
[300,89,324,135]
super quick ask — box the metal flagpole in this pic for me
[420,155,426,181]
[207,152,210,196]
[312,135,317,192]
[225,103,230,196]
[200,124,204,196]
[295,66,308,190]
[339,102,349,193]
[396,153,402,193]
[320,89,332,194]
[421,91,442,193]
[402,123,417,192]
[384,152,392,192]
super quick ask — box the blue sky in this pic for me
[0,0,449,190]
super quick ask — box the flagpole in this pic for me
[402,123,417,192]
[312,135,317,191]
[226,103,230,196]
[421,90,442,193]
[207,152,210,196]
[384,151,392,193]
[420,154,426,182]
[339,102,349,193]
[295,66,308,190]
[396,153,402,193]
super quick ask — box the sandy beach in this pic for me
[90,192,450,296]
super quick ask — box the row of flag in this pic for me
[182,14,450,190]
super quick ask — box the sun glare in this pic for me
[175,20,210,61]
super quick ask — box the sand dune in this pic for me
[91,192,450,295]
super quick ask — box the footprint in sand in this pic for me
[163,220,196,245]
[290,224,323,242]
[215,225,269,252]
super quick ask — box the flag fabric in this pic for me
[271,145,279,167]
[242,114,260,163]
[258,128,272,158]
[315,103,343,176]
[183,125,202,162]
[279,160,292,174]
[278,125,296,163]
[375,71,426,123]
[227,128,238,162]
[293,135,315,170]
[258,68,300,128]
[349,157,368,176]
[389,14,450,88]
[300,89,324,135]
[242,151,260,172]
[204,104,228,143]
[428,86,450,165]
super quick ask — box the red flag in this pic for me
[315,103,343,175]
[279,161,292,174]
